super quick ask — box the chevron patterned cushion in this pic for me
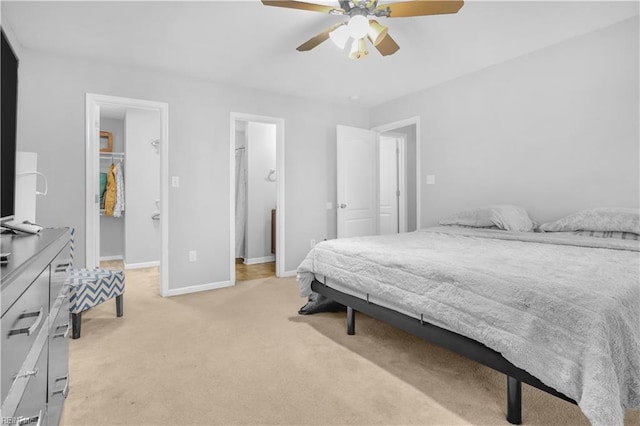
[69,268,125,314]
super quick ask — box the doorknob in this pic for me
[339,203,347,209]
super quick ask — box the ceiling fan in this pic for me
[262,0,464,59]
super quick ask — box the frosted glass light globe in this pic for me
[347,15,369,39]
[329,24,350,49]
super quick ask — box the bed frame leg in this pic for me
[507,376,522,424]
[347,306,355,335]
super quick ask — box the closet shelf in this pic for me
[100,152,125,159]
[100,209,125,217]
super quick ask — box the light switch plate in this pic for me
[426,175,436,185]
[172,176,180,188]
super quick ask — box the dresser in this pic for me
[1,228,71,426]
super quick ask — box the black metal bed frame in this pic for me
[311,279,577,424]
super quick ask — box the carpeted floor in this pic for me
[60,267,639,425]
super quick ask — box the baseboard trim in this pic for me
[244,255,275,265]
[100,255,123,261]
[164,280,233,297]
[124,260,160,270]
[280,270,297,278]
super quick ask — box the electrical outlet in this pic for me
[189,250,197,262]
[310,239,316,248]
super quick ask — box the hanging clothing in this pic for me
[104,163,117,216]
[113,162,125,218]
[99,172,108,209]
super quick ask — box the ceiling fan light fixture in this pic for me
[329,24,350,49]
[349,38,369,60]
[367,20,388,46]
[347,15,369,39]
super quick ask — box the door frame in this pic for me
[372,117,421,230]
[229,113,285,281]
[85,93,170,296]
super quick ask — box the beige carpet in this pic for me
[60,267,639,425]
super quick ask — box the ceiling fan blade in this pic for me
[297,22,344,52]
[375,0,464,18]
[262,0,345,14]
[375,33,400,56]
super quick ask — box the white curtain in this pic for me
[235,148,247,258]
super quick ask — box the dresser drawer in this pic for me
[1,268,49,404]
[48,293,70,426]
[12,340,48,426]
[50,242,71,310]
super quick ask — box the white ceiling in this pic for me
[2,1,638,107]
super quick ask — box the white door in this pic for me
[379,136,399,235]
[336,125,378,238]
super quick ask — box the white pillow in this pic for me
[539,207,640,234]
[439,205,535,232]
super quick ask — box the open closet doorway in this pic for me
[85,94,169,296]
[230,113,285,283]
[373,117,420,233]
[379,132,407,235]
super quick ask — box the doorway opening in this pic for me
[230,113,285,283]
[85,94,169,296]
[379,132,407,235]
[374,117,420,233]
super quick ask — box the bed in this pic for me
[297,219,640,425]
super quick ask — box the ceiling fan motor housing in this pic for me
[343,0,390,18]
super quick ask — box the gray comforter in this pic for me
[297,227,640,425]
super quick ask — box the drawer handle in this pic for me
[56,284,71,299]
[16,367,39,379]
[9,308,44,337]
[53,375,69,397]
[17,410,42,426]
[55,262,70,273]
[53,323,70,339]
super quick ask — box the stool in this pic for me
[69,268,125,339]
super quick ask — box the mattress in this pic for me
[296,226,640,425]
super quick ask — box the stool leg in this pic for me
[72,313,82,339]
[116,295,124,317]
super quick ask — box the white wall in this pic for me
[124,108,161,266]
[246,122,276,263]
[371,17,639,227]
[99,117,125,259]
[13,47,369,291]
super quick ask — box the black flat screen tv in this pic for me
[1,29,18,224]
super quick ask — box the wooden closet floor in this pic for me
[235,261,275,281]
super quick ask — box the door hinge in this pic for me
[95,194,99,204]
[396,190,400,197]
